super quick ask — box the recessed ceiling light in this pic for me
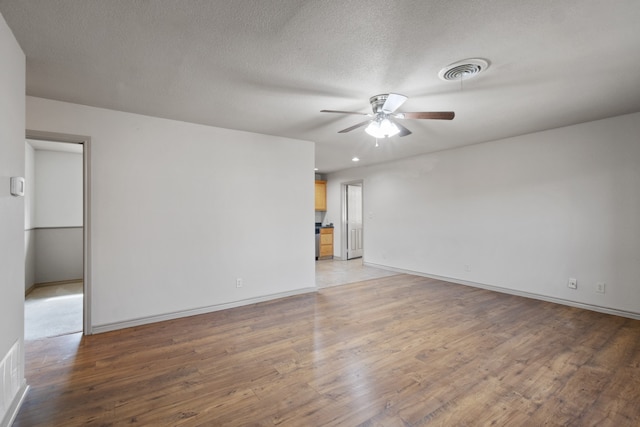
[352,157,360,162]
[314,168,318,171]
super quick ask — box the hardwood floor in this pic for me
[15,274,640,426]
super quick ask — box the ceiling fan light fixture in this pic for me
[365,118,400,138]
[322,93,454,137]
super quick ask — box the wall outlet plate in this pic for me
[568,278,577,289]
[596,282,606,294]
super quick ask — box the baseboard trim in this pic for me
[1,382,28,427]
[24,284,35,296]
[364,262,640,321]
[31,226,83,230]
[35,278,83,287]
[92,287,318,334]
[26,279,83,296]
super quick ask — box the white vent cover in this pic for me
[439,58,489,81]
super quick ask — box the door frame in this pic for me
[340,179,364,261]
[26,129,93,335]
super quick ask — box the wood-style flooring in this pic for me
[15,274,640,426]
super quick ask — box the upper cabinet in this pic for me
[315,180,327,211]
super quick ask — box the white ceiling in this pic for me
[2,0,639,173]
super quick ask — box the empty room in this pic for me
[1,1,639,426]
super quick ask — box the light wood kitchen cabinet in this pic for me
[319,227,333,259]
[315,180,327,211]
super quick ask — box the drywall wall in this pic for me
[24,145,84,287]
[24,143,35,229]
[0,10,27,426]
[26,96,315,330]
[34,150,83,227]
[34,227,83,283]
[24,230,36,291]
[24,143,36,291]
[326,112,640,317]
[30,149,83,284]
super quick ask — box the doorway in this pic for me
[24,130,92,336]
[343,182,363,260]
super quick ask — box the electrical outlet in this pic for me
[568,278,577,289]
[464,265,471,272]
[236,278,243,288]
[596,282,606,294]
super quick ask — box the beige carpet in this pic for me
[25,281,83,340]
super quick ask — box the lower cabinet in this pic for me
[319,228,333,259]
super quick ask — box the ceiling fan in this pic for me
[321,93,454,138]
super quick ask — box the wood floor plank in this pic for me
[15,274,640,426]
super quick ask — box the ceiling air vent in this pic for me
[439,58,489,81]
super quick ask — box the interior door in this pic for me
[346,184,363,259]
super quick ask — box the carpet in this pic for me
[25,281,83,340]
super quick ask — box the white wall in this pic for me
[0,11,26,426]
[34,150,83,227]
[33,149,83,283]
[24,147,84,287]
[24,143,35,229]
[33,228,83,284]
[327,112,640,317]
[24,143,36,290]
[26,96,316,330]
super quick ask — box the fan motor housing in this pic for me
[369,94,389,114]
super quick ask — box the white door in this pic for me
[346,184,363,259]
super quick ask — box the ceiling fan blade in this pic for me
[321,109,370,116]
[399,111,455,120]
[338,120,371,133]
[382,93,408,113]
[394,121,412,137]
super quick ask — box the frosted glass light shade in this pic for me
[365,118,400,138]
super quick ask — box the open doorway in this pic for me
[343,181,363,260]
[24,130,92,338]
[24,139,83,339]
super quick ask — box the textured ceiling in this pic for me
[1,0,639,172]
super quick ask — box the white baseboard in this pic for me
[92,287,317,334]
[364,262,640,320]
[1,382,28,427]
